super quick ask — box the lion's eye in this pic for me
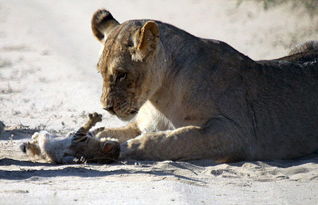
[117,72,127,82]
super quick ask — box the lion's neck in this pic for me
[145,23,258,127]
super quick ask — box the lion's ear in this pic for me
[91,9,120,43]
[131,21,159,62]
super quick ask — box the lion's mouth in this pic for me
[111,106,139,121]
[116,112,137,121]
[129,110,137,115]
[103,98,140,121]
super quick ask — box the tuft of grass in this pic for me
[237,0,318,17]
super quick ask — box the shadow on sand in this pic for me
[1,155,318,183]
[227,152,318,168]
[0,158,205,185]
[0,128,40,141]
[0,158,52,167]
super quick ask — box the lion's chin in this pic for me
[116,112,137,121]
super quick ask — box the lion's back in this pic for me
[289,40,318,55]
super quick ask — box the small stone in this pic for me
[41,50,50,55]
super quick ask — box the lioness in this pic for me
[91,9,318,162]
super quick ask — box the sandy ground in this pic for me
[1,0,318,204]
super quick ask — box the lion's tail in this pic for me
[289,40,318,55]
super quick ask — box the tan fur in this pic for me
[91,10,318,162]
[91,9,119,43]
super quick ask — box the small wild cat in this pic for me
[20,113,120,164]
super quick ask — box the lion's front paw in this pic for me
[90,127,104,136]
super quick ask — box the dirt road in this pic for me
[1,1,318,204]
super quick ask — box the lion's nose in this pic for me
[103,106,115,115]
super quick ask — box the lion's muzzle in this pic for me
[103,105,115,115]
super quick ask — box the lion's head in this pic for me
[91,9,161,120]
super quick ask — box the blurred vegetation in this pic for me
[237,0,318,16]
